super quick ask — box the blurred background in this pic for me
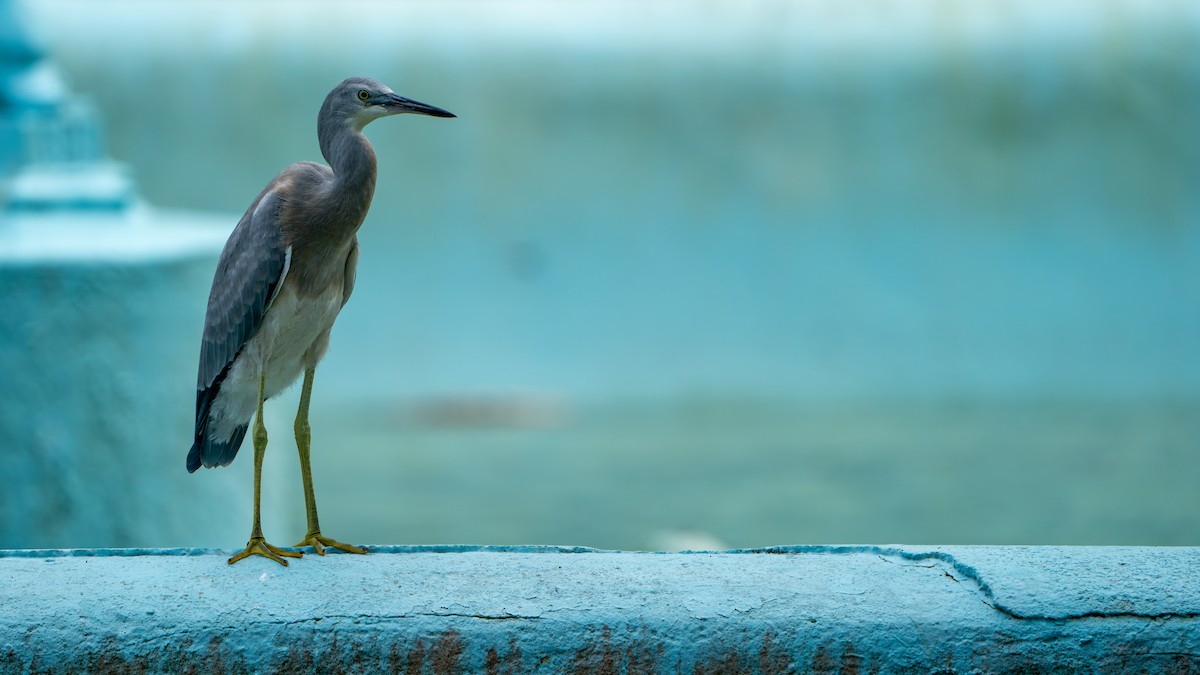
[1,0,1197,550]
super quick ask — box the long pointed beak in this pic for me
[382,93,456,118]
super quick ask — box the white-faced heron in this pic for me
[187,77,454,566]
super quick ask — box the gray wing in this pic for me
[197,189,289,391]
[189,187,289,471]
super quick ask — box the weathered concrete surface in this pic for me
[1,545,1198,673]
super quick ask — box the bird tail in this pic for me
[186,424,249,473]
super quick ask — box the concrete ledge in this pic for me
[2,545,1198,673]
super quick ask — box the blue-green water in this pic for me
[249,397,1198,550]
[15,1,1200,548]
[37,2,1197,403]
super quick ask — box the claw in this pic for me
[295,532,367,556]
[228,537,304,566]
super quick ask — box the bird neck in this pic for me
[320,122,378,218]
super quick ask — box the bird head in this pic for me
[324,76,456,132]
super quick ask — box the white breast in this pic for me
[207,268,345,441]
[257,282,344,396]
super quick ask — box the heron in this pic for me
[186,77,455,566]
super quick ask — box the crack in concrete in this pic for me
[420,612,543,621]
[276,612,542,625]
[742,545,1200,622]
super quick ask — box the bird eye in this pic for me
[357,90,370,102]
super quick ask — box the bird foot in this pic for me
[228,537,304,566]
[294,531,367,556]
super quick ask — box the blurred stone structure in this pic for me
[0,0,265,549]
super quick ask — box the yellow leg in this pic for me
[228,372,303,566]
[293,367,366,556]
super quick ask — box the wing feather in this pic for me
[187,186,290,472]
